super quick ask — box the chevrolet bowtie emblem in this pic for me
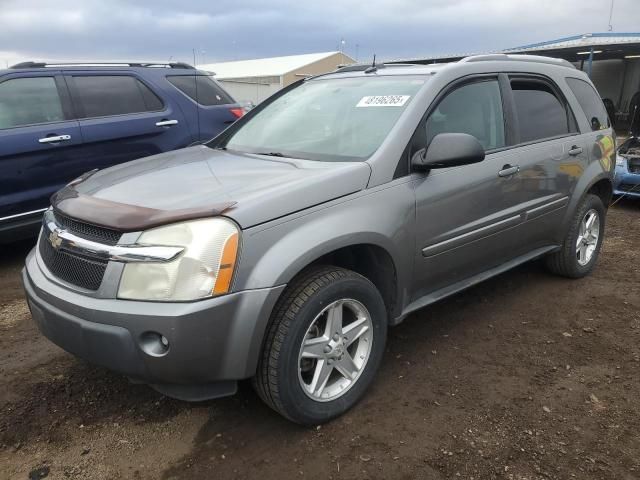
[49,230,63,250]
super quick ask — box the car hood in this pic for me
[63,146,371,229]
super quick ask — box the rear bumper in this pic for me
[23,248,285,400]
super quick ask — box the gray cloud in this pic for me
[1,0,639,67]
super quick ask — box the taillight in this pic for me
[229,108,244,119]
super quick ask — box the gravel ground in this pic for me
[1,200,639,480]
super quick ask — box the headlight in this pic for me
[616,155,626,167]
[118,218,239,301]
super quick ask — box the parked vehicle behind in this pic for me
[615,136,640,198]
[0,61,243,241]
[23,55,615,425]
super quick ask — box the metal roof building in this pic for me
[199,51,354,104]
[503,32,640,62]
[385,33,640,130]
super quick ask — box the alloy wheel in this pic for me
[576,208,600,266]
[297,299,373,402]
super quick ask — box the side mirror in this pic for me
[412,133,485,171]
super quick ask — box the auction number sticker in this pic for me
[356,95,411,107]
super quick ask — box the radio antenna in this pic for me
[364,54,378,74]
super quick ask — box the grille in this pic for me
[39,231,108,290]
[54,211,122,246]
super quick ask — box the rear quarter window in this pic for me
[167,75,234,106]
[566,77,610,131]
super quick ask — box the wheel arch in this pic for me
[303,243,399,322]
[586,177,613,207]
[244,238,402,379]
[559,170,613,243]
[264,234,403,322]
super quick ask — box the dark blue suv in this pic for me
[0,61,243,241]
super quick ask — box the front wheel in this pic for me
[545,193,606,278]
[253,266,387,425]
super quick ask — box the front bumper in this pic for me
[23,248,285,400]
[614,167,640,197]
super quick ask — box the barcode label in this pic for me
[356,95,411,107]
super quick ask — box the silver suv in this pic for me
[23,55,615,424]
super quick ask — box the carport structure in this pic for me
[505,33,640,131]
[386,33,640,133]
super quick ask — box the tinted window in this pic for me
[426,80,505,151]
[0,77,64,129]
[566,77,610,131]
[73,76,163,118]
[167,75,233,105]
[511,79,569,143]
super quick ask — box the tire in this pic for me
[545,193,606,278]
[253,265,387,425]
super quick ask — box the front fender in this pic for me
[231,179,416,376]
[234,178,416,309]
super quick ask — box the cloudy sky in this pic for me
[1,0,639,67]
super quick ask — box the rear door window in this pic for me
[566,77,610,131]
[0,77,65,129]
[510,79,571,143]
[167,75,234,105]
[72,75,164,118]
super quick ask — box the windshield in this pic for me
[221,76,426,161]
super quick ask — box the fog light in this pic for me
[139,331,170,357]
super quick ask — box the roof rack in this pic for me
[336,62,425,73]
[336,63,385,73]
[459,54,575,69]
[9,61,195,69]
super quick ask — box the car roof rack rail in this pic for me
[459,54,576,69]
[336,62,425,73]
[9,61,195,69]
[336,63,386,73]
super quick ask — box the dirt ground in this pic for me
[1,200,639,480]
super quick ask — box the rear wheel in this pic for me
[545,193,606,278]
[254,266,387,425]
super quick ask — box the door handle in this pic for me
[155,119,178,127]
[568,145,583,156]
[498,164,520,177]
[38,134,71,144]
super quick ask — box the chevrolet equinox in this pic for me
[23,54,615,425]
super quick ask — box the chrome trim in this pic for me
[155,119,178,127]
[422,214,523,257]
[42,210,183,263]
[525,196,569,220]
[0,208,48,222]
[39,134,71,144]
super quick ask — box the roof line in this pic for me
[509,32,640,50]
[198,51,354,78]
[279,51,354,77]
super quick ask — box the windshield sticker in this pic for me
[356,95,411,107]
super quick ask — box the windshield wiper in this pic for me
[255,152,285,157]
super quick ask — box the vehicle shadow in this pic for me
[610,196,639,212]
[0,237,36,268]
[0,238,37,304]
[160,259,556,479]
[2,257,547,459]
